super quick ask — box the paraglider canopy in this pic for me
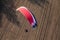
[16,6,37,28]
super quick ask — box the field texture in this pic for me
[0,0,60,40]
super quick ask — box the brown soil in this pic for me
[0,0,60,40]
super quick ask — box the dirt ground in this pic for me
[0,0,60,40]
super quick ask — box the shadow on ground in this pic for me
[0,0,20,27]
